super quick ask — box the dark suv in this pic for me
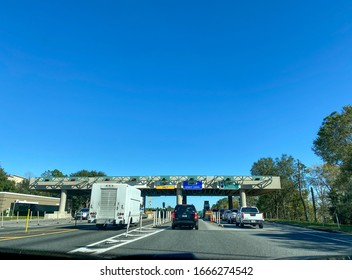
[171,204,199,230]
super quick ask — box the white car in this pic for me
[236,206,264,228]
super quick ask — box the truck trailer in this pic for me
[88,183,142,229]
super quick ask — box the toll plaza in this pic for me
[29,175,281,217]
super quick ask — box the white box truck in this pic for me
[88,183,142,229]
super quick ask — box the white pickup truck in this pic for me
[235,206,264,228]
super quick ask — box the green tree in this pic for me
[70,170,106,177]
[212,198,229,210]
[251,155,310,221]
[0,168,16,192]
[70,170,107,211]
[41,169,65,177]
[308,164,339,223]
[312,105,352,224]
[313,105,352,168]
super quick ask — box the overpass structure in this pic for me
[29,175,281,215]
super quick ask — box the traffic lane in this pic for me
[100,220,352,260]
[0,222,146,256]
[219,221,352,258]
[101,220,270,259]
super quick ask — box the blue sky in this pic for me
[1,1,351,210]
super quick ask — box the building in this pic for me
[0,192,60,215]
[7,175,26,185]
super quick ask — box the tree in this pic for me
[0,168,16,192]
[251,155,310,221]
[312,105,352,224]
[308,164,339,223]
[212,198,230,210]
[313,105,352,168]
[41,169,65,177]
[70,169,107,211]
[70,170,106,177]
[295,161,309,222]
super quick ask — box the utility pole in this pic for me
[311,187,317,222]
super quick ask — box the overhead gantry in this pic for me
[29,175,281,214]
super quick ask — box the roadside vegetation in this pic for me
[266,219,352,234]
[214,106,352,226]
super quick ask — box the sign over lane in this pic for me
[29,175,281,196]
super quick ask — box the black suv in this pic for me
[171,204,199,230]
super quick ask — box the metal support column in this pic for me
[228,196,233,209]
[182,195,187,204]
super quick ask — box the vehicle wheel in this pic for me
[240,223,244,228]
[235,222,239,226]
[259,223,264,229]
[172,224,175,229]
[195,225,199,230]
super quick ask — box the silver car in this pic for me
[75,208,90,220]
[227,209,239,224]
[222,210,232,221]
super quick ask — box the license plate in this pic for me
[251,220,256,223]
[182,214,187,217]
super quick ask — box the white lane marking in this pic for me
[69,225,166,255]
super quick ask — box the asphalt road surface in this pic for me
[0,218,351,259]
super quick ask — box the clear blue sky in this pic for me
[1,1,351,210]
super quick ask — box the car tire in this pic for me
[172,224,175,229]
[259,223,264,229]
[240,223,244,228]
[195,225,199,230]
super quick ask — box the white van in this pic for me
[88,183,142,229]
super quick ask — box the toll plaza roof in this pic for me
[29,175,281,196]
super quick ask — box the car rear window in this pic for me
[241,207,259,213]
[175,205,196,212]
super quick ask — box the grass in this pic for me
[267,219,352,234]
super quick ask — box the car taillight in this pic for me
[242,213,244,219]
[171,212,175,221]
[194,213,198,221]
[262,213,264,219]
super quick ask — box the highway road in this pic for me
[0,218,351,259]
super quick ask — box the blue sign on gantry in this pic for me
[182,180,203,190]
